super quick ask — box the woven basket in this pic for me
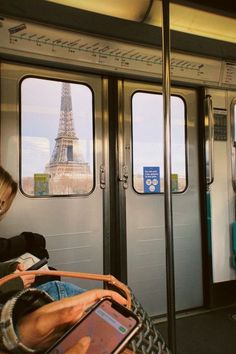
[128,290,170,354]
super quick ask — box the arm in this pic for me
[0,288,53,353]
[0,263,35,303]
[0,288,127,353]
[0,261,18,278]
[0,262,24,302]
[15,263,36,289]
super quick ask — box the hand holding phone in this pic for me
[27,257,48,270]
[46,297,141,354]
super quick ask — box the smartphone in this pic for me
[27,257,48,270]
[45,297,141,354]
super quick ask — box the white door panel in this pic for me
[123,81,203,316]
[0,62,104,290]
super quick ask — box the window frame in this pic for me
[130,89,188,195]
[19,75,96,198]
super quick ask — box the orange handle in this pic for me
[0,270,132,309]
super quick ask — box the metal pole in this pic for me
[161,1,177,353]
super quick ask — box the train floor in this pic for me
[155,304,236,354]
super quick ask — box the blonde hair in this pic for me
[0,166,17,217]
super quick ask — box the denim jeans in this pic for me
[37,280,86,300]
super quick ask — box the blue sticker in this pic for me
[143,167,160,193]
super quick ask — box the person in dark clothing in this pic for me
[0,258,36,301]
[0,166,133,354]
[0,231,49,262]
[0,165,48,261]
[0,166,85,301]
[0,166,56,299]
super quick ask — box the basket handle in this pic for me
[0,269,132,308]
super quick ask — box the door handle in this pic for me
[118,165,128,189]
[100,165,106,189]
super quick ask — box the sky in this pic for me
[132,92,186,177]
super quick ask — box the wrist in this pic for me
[0,288,53,353]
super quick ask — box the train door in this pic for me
[120,81,203,316]
[205,88,236,285]
[0,62,106,289]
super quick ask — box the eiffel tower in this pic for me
[46,82,90,178]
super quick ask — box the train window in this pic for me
[132,92,186,193]
[20,78,94,196]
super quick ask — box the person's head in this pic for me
[0,166,17,218]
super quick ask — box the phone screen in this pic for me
[47,298,139,354]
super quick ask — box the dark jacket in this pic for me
[0,232,49,261]
[0,233,60,293]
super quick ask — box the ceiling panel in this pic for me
[47,0,151,22]
[46,0,236,44]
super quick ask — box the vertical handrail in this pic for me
[205,95,214,185]
[231,101,236,193]
[162,1,177,353]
